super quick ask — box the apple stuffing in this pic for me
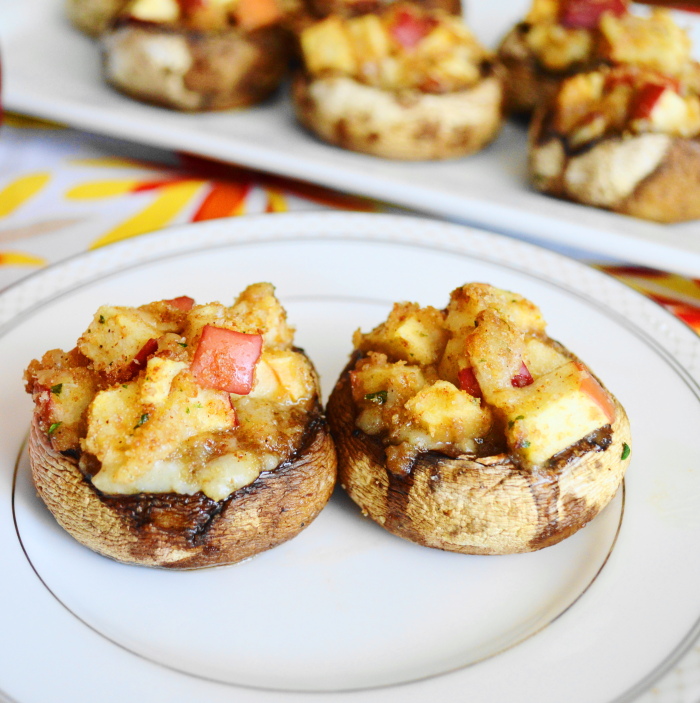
[24,284,337,568]
[497,0,700,115]
[326,282,631,555]
[529,64,700,221]
[292,2,504,159]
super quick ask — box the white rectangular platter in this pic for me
[3,0,700,275]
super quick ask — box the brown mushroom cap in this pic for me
[529,110,700,224]
[327,361,631,555]
[102,22,291,111]
[497,25,567,117]
[29,406,337,569]
[292,70,504,160]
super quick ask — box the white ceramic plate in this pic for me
[2,212,700,703]
[3,0,700,275]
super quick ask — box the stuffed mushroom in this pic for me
[292,3,503,160]
[24,284,337,569]
[497,0,698,116]
[102,0,293,110]
[529,63,700,222]
[326,283,631,555]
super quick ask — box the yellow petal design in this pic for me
[67,180,142,200]
[89,181,203,249]
[69,157,151,169]
[265,188,288,213]
[0,251,46,267]
[3,113,64,129]
[0,173,51,217]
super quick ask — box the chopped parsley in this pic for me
[50,383,63,395]
[178,342,188,348]
[521,440,531,448]
[508,414,525,429]
[364,390,388,405]
[134,413,149,429]
[48,422,62,435]
[621,443,631,460]
[98,315,105,324]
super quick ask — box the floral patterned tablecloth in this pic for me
[2,112,700,703]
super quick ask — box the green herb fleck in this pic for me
[50,383,63,395]
[365,390,388,405]
[178,342,188,348]
[508,415,525,429]
[134,413,149,429]
[98,315,105,324]
[521,440,531,448]
[186,408,190,414]
[48,422,62,435]
[621,443,631,460]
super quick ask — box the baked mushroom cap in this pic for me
[29,405,337,569]
[66,0,129,37]
[497,24,573,116]
[529,66,700,223]
[304,0,461,19]
[102,21,290,111]
[327,360,631,555]
[293,71,504,160]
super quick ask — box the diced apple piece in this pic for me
[346,14,391,62]
[140,357,187,406]
[30,366,98,451]
[559,0,626,30]
[350,353,427,405]
[164,295,195,311]
[465,309,526,400]
[191,325,263,395]
[388,7,437,49]
[229,282,295,350]
[523,338,569,377]
[263,350,315,402]
[235,0,281,31]
[356,302,447,365]
[445,283,546,334]
[405,380,492,444]
[249,350,315,402]
[198,450,264,501]
[88,372,236,488]
[127,0,180,23]
[77,306,165,376]
[248,356,281,400]
[503,360,613,468]
[437,333,469,385]
[301,17,358,76]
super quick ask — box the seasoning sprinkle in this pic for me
[621,443,631,460]
[365,390,388,405]
[50,383,63,395]
[48,422,62,435]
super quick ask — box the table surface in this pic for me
[2,111,700,703]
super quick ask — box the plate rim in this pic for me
[2,211,700,703]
